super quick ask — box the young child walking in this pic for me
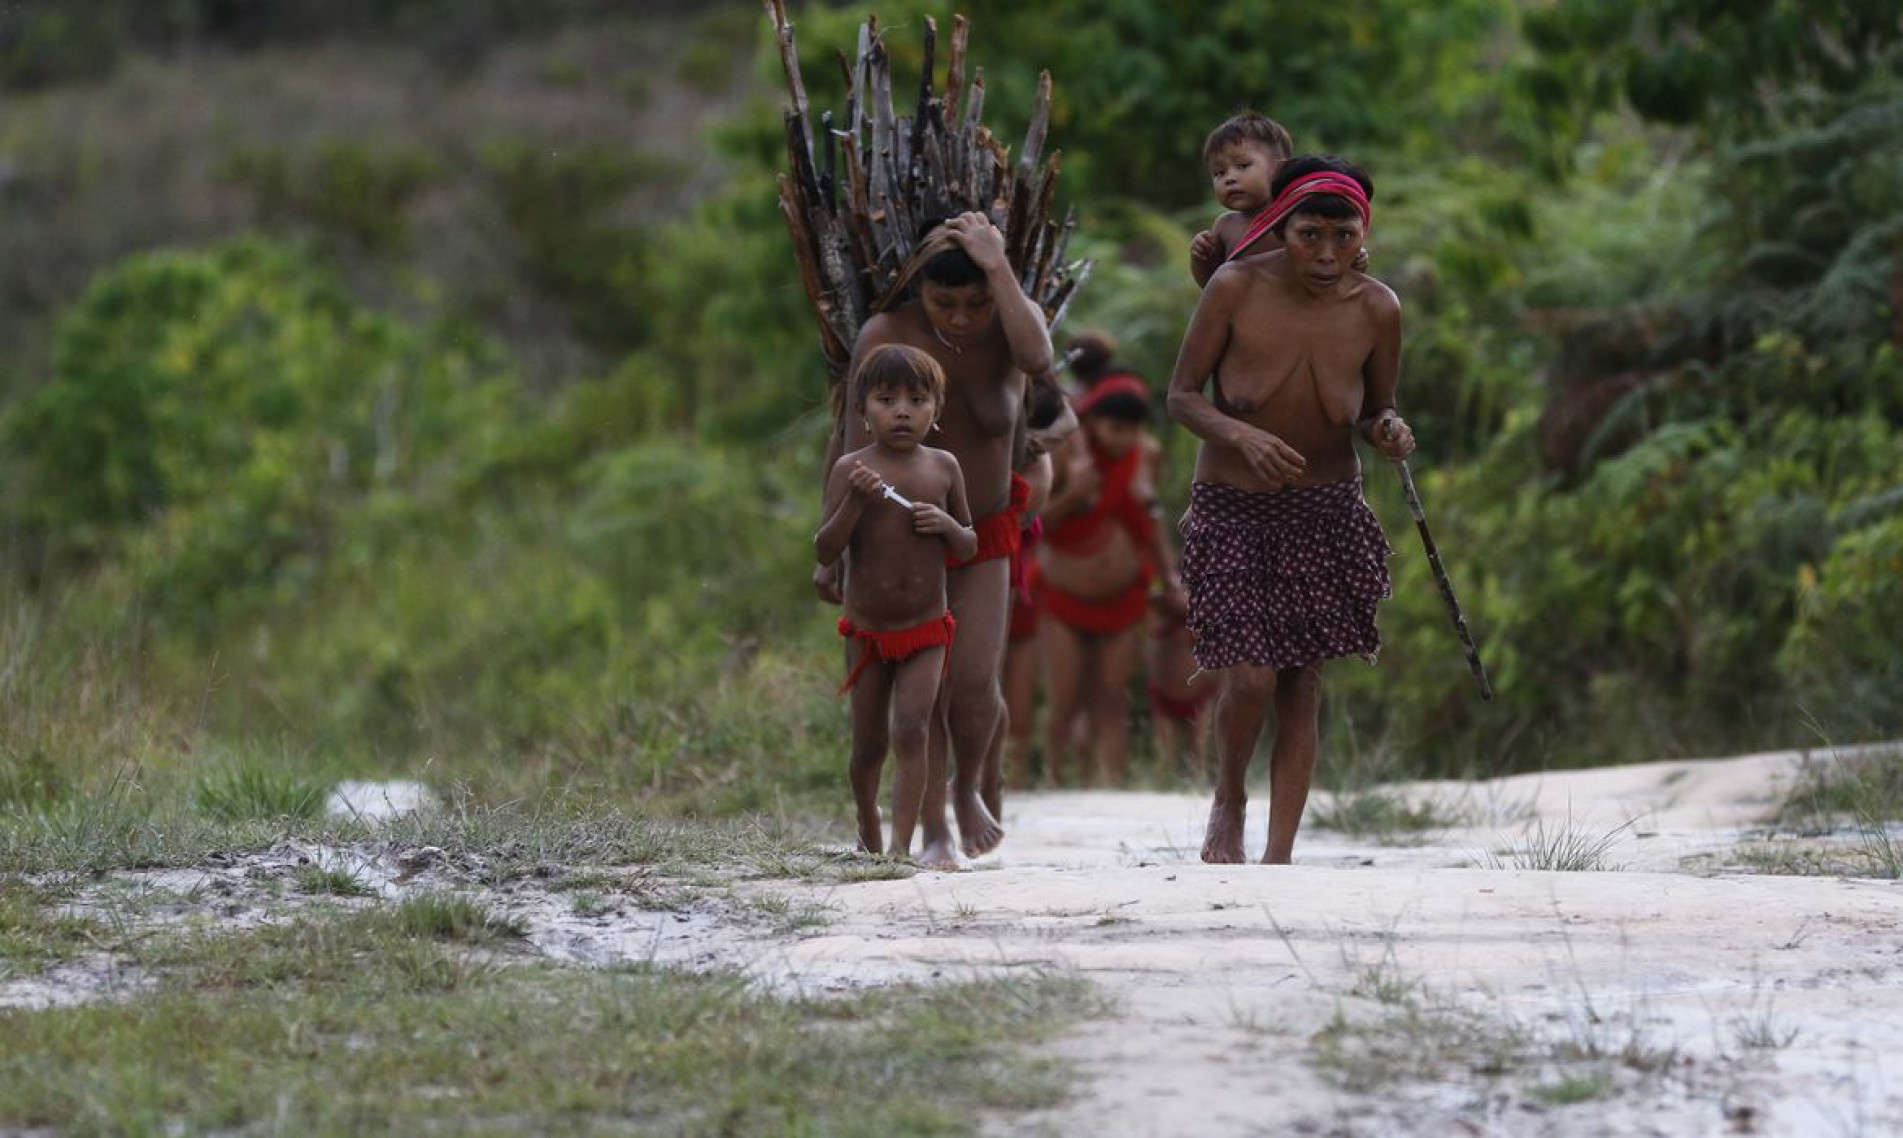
[816,344,978,864]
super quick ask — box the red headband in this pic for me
[1074,373,1149,416]
[1225,172,1372,264]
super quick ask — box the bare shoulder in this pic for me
[856,309,908,347]
[1348,271,1401,317]
[1211,210,1252,241]
[925,444,964,475]
[836,443,878,473]
[1209,250,1286,295]
[1202,258,1258,301]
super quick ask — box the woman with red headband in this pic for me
[1035,338,1186,787]
[1166,155,1416,865]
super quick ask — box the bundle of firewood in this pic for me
[762,1,1094,392]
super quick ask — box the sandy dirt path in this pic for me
[611,747,1903,1137]
[10,748,1898,1135]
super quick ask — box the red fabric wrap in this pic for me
[948,471,1032,569]
[1045,441,1155,557]
[1007,517,1042,642]
[1075,373,1149,416]
[836,612,956,695]
[1036,568,1152,635]
[1225,172,1373,265]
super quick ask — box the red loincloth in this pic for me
[948,471,1033,570]
[1035,566,1151,635]
[1007,516,1043,643]
[836,612,956,695]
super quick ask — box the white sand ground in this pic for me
[564,745,1900,1138]
[10,747,1900,1136]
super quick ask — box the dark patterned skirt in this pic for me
[1179,479,1393,671]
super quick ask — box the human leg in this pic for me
[1039,617,1086,788]
[1002,636,1040,796]
[1088,625,1141,786]
[1261,664,1322,865]
[885,646,946,860]
[845,645,893,855]
[943,559,1009,856]
[1201,664,1275,864]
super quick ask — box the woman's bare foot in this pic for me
[954,788,1006,857]
[1200,798,1246,864]
[855,807,884,856]
[916,835,963,871]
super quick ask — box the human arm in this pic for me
[1020,450,1054,515]
[1024,368,1077,452]
[1190,229,1222,287]
[1139,436,1186,604]
[944,212,1052,376]
[913,453,978,561]
[1354,289,1414,462]
[1038,431,1100,524]
[1164,269,1308,484]
[814,459,883,566]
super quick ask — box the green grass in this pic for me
[0,879,100,977]
[1311,788,1471,846]
[1484,816,1635,872]
[0,906,1101,1136]
[294,863,378,898]
[1776,745,1903,829]
[193,763,329,822]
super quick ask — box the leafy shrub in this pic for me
[2,239,512,622]
[222,142,444,252]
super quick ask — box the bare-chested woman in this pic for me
[819,212,1054,866]
[1035,370,1182,787]
[1166,155,1415,865]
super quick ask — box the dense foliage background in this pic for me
[1,0,1897,821]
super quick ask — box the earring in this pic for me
[862,418,870,432]
[930,421,941,433]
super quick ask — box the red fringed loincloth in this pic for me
[1033,562,1152,635]
[836,612,956,694]
[948,471,1032,570]
[1178,479,1392,671]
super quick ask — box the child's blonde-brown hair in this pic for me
[1202,111,1294,162]
[853,343,946,412]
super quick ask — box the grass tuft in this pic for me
[1312,788,1470,845]
[294,864,378,898]
[193,764,328,823]
[1484,815,1634,871]
[385,893,527,943]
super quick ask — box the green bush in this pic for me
[2,239,512,622]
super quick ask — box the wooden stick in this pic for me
[1391,455,1494,701]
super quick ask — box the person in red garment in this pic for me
[1035,369,1183,787]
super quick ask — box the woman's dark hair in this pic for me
[1086,391,1151,423]
[918,217,986,288]
[1066,331,1118,386]
[1268,155,1373,235]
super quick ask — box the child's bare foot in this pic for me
[1200,798,1246,864]
[916,835,963,870]
[954,788,1005,857]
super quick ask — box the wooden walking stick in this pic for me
[1386,424,1493,700]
